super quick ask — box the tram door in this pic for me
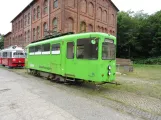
[65,41,76,78]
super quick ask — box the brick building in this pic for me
[4,0,119,48]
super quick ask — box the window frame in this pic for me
[66,42,74,59]
[51,43,60,55]
[41,43,50,55]
[53,0,58,9]
[76,37,99,60]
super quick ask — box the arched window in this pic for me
[105,28,107,33]
[97,7,102,20]
[52,18,58,32]
[21,34,22,41]
[21,19,23,28]
[53,0,58,8]
[67,17,74,32]
[28,13,30,24]
[98,26,100,32]
[88,24,93,32]
[67,0,75,8]
[113,31,115,36]
[102,27,104,32]
[24,32,26,41]
[33,8,36,20]
[33,28,36,41]
[19,21,20,30]
[16,23,17,31]
[37,26,40,39]
[111,14,114,26]
[103,10,107,22]
[28,30,30,41]
[44,0,48,14]
[37,6,40,18]
[88,2,94,16]
[43,22,48,36]
[80,0,87,13]
[80,21,86,32]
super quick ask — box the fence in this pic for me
[116,58,133,73]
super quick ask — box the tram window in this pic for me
[42,43,50,54]
[102,42,115,60]
[35,45,42,55]
[77,38,98,60]
[3,52,7,58]
[67,42,74,59]
[29,46,35,55]
[52,44,60,54]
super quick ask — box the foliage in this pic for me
[134,57,161,65]
[0,34,4,49]
[117,10,161,60]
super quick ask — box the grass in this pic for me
[104,64,161,99]
[127,64,161,80]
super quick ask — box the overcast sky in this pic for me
[0,0,160,35]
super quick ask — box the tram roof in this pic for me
[26,32,116,47]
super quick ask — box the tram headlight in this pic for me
[108,65,112,70]
[108,71,111,76]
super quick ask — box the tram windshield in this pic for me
[77,38,99,60]
[13,51,25,58]
[102,39,116,60]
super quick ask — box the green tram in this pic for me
[25,32,116,84]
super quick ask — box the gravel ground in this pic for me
[0,67,142,120]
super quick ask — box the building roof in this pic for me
[110,0,119,11]
[10,0,35,23]
[11,0,119,23]
[4,32,12,37]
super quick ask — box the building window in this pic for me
[33,28,36,41]
[88,2,94,16]
[18,21,20,30]
[88,24,93,32]
[21,19,23,28]
[16,23,17,31]
[80,21,86,33]
[25,15,27,26]
[37,6,40,18]
[33,8,36,20]
[97,7,102,20]
[111,14,115,26]
[37,26,40,39]
[25,32,26,41]
[80,0,87,13]
[43,22,48,36]
[52,18,58,32]
[28,30,30,41]
[67,17,74,32]
[28,13,30,24]
[53,0,58,8]
[44,0,48,15]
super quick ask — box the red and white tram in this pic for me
[0,50,2,64]
[0,45,26,68]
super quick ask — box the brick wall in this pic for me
[4,0,118,49]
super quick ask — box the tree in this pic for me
[0,34,4,49]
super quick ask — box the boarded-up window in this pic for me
[80,21,86,32]
[80,0,87,13]
[88,2,94,16]
[67,17,74,32]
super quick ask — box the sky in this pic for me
[0,0,161,35]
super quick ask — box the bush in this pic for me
[134,57,161,65]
